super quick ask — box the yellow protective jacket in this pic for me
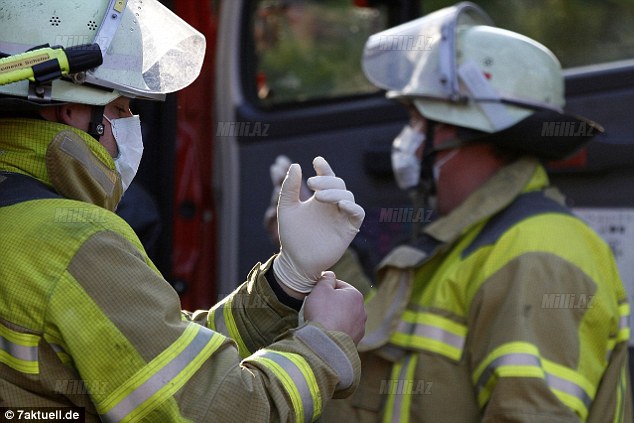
[0,118,360,422]
[322,157,632,422]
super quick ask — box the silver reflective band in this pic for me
[475,352,592,410]
[0,334,38,364]
[395,319,465,351]
[620,315,629,331]
[476,353,539,392]
[254,351,315,422]
[295,325,355,390]
[212,306,229,337]
[390,354,417,423]
[101,326,217,423]
[546,372,592,410]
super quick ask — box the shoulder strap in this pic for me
[0,172,60,207]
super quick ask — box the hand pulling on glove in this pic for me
[272,156,365,294]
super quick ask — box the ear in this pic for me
[54,103,91,132]
[56,104,77,126]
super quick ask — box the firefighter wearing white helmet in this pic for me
[321,2,632,422]
[0,1,368,421]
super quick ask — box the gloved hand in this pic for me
[273,156,365,293]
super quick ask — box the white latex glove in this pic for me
[273,156,365,293]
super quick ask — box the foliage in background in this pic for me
[424,0,634,68]
[254,0,634,106]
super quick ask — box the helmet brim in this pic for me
[474,109,604,160]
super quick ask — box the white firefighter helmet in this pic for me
[0,0,205,106]
[363,2,569,133]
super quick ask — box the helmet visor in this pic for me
[85,0,206,99]
[362,2,492,101]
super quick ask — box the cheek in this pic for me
[100,130,119,158]
[415,144,424,160]
[447,151,468,173]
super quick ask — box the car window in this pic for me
[251,0,388,107]
[421,0,634,69]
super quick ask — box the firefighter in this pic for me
[0,1,367,421]
[320,2,632,422]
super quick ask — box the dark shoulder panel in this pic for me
[0,172,60,207]
[461,191,573,259]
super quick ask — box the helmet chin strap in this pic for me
[409,121,485,238]
[88,105,105,141]
[408,120,438,239]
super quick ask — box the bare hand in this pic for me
[304,272,367,345]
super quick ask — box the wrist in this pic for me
[265,266,305,309]
[277,279,308,301]
[273,254,314,295]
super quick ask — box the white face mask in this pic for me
[432,149,459,183]
[391,125,425,190]
[104,114,143,192]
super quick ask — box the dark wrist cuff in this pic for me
[266,267,304,311]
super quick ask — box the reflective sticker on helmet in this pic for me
[114,0,127,13]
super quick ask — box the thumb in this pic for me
[314,271,337,289]
[312,156,335,177]
[278,163,302,208]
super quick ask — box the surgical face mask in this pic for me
[391,125,425,190]
[432,149,459,183]
[104,114,143,192]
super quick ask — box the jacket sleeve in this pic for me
[467,244,632,422]
[46,228,361,422]
[184,255,303,358]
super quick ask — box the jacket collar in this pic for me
[376,157,549,273]
[424,156,547,244]
[0,118,123,211]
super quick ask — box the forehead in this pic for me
[107,97,132,109]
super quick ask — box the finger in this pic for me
[312,156,335,177]
[278,163,302,208]
[313,272,337,290]
[337,200,366,228]
[271,155,292,185]
[314,189,355,204]
[306,175,346,191]
[320,270,336,280]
